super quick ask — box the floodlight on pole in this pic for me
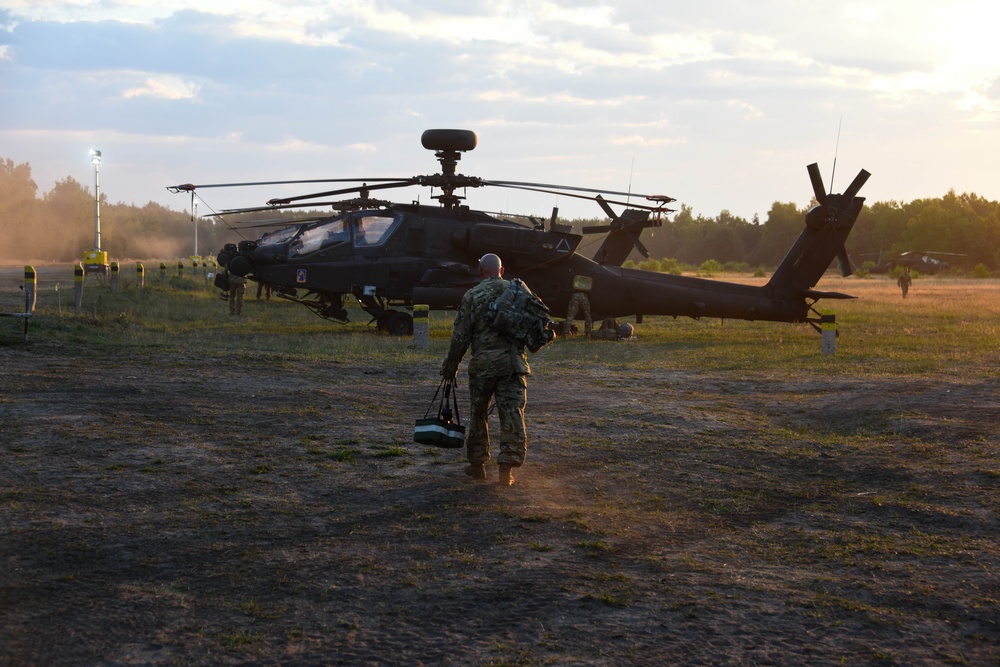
[90,149,102,251]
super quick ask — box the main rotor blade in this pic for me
[267,179,418,205]
[212,199,389,216]
[229,216,333,229]
[485,179,664,201]
[484,182,666,213]
[167,177,411,193]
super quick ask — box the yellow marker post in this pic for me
[159,262,167,285]
[24,265,36,313]
[74,263,85,310]
[413,304,429,351]
[821,309,836,356]
[110,261,120,293]
[177,261,184,279]
[136,262,145,289]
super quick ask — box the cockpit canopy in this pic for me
[260,212,401,259]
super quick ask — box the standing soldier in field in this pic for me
[564,288,593,337]
[441,253,532,487]
[897,266,912,298]
[227,269,247,315]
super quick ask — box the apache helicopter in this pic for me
[168,129,870,336]
[866,250,963,275]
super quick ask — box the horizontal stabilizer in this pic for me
[802,289,858,300]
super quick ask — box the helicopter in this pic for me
[168,129,870,336]
[866,250,963,275]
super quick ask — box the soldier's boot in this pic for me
[498,465,515,487]
[464,463,487,481]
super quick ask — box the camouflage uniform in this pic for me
[564,291,593,336]
[590,317,619,340]
[897,268,911,298]
[228,273,246,315]
[442,276,530,468]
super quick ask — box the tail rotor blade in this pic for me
[633,238,650,259]
[595,194,618,221]
[807,163,828,206]
[841,169,871,201]
[836,245,853,277]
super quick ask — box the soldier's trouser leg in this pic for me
[564,301,579,335]
[229,289,237,314]
[495,374,528,467]
[465,375,495,465]
[581,301,593,335]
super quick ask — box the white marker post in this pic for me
[24,266,36,313]
[74,264,84,311]
[821,309,836,356]
[413,304,429,351]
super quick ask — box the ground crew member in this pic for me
[564,290,593,336]
[441,253,532,486]
[227,270,246,315]
[256,280,273,301]
[590,317,619,340]
[897,267,912,298]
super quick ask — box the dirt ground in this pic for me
[1,271,999,666]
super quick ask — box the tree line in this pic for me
[570,191,1000,273]
[3,157,999,272]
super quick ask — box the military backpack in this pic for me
[484,278,556,353]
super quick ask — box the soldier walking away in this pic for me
[564,289,593,337]
[897,267,912,298]
[441,253,533,487]
[227,270,247,315]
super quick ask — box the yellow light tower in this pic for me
[82,149,110,276]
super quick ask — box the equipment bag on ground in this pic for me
[414,378,466,448]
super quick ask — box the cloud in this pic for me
[0,1,998,223]
[122,75,200,100]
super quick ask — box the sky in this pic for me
[2,0,999,224]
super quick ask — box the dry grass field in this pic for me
[1,265,998,666]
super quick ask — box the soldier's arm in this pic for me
[441,295,474,377]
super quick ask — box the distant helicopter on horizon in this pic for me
[865,250,964,275]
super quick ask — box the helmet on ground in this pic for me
[616,322,634,339]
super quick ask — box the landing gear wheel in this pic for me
[386,312,414,336]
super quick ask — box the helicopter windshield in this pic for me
[288,216,350,258]
[258,225,300,247]
[352,214,399,247]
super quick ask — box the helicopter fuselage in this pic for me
[220,190,858,334]
[198,129,868,336]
